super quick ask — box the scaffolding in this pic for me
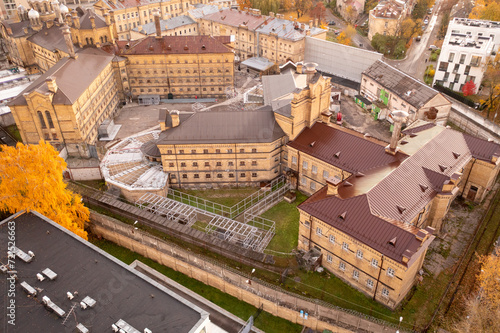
[136,193,197,227]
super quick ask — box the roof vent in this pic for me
[42,296,66,317]
[419,184,428,192]
[334,151,341,158]
[388,237,397,246]
[201,44,206,50]
[184,45,188,50]
[81,296,97,308]
[20,281,37,296]
[309,141,316,147]
[167,44,171,50]
[42,268,57,280]
[343,181,353,187]
[439,164,447,172]
[400,140,408,145]
[148,45,154,51]
[356,172,365,177]
[397,205,406,214]
[76,323,90,333]
[125,42,130,49]
[338,211,346,220]
[452,152,460,159]
[409,133,418,138]
[36,273,45,281]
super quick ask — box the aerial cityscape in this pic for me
[0,0,499,332]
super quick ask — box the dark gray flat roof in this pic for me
[0,212,206,333]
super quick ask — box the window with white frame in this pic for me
[327,254,332,263]
[371,259,379,268]
[312,165,318,174]
[382,288,390,297]
[387,267,395,277]
[323,170,329,179]
[356,250,363,259]
[302,161,308,169]
[292,156,297,164]
[366,279,374,289]
[339,262,346,271]
[329,235,335,244]
[316,227,322,236]
[310,182,316,190]
[300,177,306,185]
[352,270,359,280]
[342,242,349,251]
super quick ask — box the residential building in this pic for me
[67,8,116,48]
[360,60,452,125]
[198,8,326,64]
[368,0,405,40]
[0,211,210,332]
[130,14,198,40]
[106,29,234,99]
[294,118,500,307]
[433,18,500,93]
[337,0,365,23]
[157,109,286,188]
[1,0,29,21]
[8,43,122,158]
[93,0,210,40]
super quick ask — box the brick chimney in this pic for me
[326,176,342,196]
[46,77,58,93]
[296,62,303,74]
[153,9,161,38]
[170,110,180,127]
[386,110,408,155]
[321,111,332,123]
[304,62,317,84]
[61,24,76,58]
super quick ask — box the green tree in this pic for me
[0,141,89,239]
[295,0,313,18]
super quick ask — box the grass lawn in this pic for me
[77,179,107,191]
[90,236,302,333]
[176,187,259,207]
[262,191,308,253]
[5,124,22,142]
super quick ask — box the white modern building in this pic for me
[433,18,500,93]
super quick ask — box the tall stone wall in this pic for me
[88,211,410,333]
[448,103,500,143]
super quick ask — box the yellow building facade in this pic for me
[8,46,120,158]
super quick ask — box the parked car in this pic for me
[329,21,336,26]
[427,8,432,14]
[424,19,429,25]
[429,45,438,50]
[334,30,341,35]
[416,35,422,41]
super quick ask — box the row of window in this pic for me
[316,227,396,277]
[132,87,226,93]
[116,3,186,22]
[171,160,264,168]
[172,172,259,179]
[167,148,259,155]
[133,58,228,65]
[132,77,229,84]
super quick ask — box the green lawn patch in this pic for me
[176,187,259,207]
[90,236,302,333]
[262,191,308,253]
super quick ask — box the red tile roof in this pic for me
[299,187,424,264]
[288,122,408,173]
[201,8,268,30]
[113,35,233,55]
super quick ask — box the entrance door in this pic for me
[467,186,478,201]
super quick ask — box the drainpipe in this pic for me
[373,255,385,301]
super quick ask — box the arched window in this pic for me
[86,37,89,45]
[104,36,108,42]
[37,111,46,129]
[90,38,94,45]
[45,111,54,128]
[100,36,104,44]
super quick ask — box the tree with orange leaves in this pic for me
[237,0,253,10]
[0,141,89,239]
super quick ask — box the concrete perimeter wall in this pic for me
[448,99,500,143]
[304,37,383,83]
[88,211,411,333]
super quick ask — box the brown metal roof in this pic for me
[157,107,285,145]
[116,35,232,55]
[79,10,108,30]
[463,133,500,162]
[299,187,424,264]
[288,122,408,173]
[201,8,268,30]
[366,129,473,223]
[8,48,114,106]
[402,122,436,136]
[27,24,79,55]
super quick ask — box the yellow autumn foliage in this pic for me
[0,141,89,239]
[478,249,500,309]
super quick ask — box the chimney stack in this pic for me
[386,110,408,155]
[326,176,342,196]
[61,24,76,58]
[170,110,180,127]
[45,77,58,93]
[72,11,80,29]
[153,9,161,38]
[304,62,317,83]
[321,111,332,123]
[104,13,111,25]
[296,62,303,74]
